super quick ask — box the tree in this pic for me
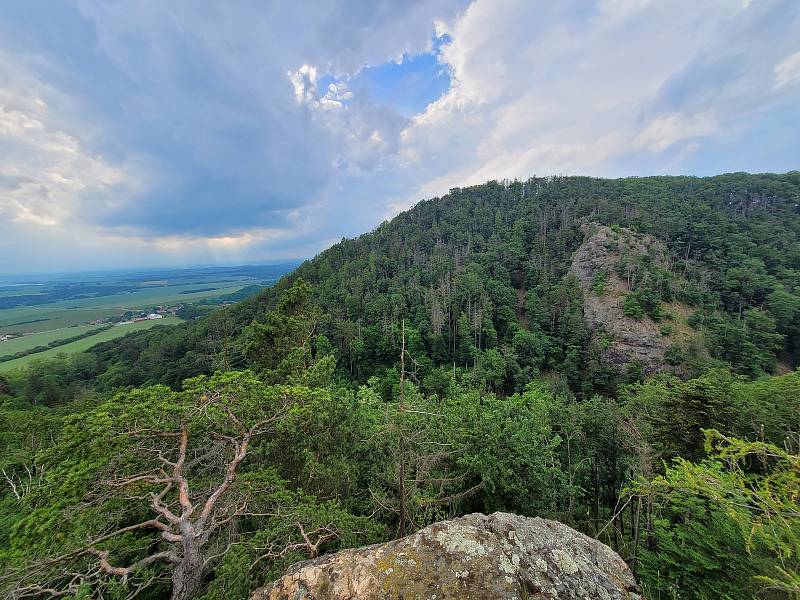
[242,279,321,383]
[1,372,357,600]
[624,370,738,464]
[369,322,482,535]
[457,386,571,518]
[630,431,800,598]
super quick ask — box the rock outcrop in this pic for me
[251,512,641,600]
[570,223,672,373]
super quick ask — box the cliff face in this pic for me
[570,223,675,373]
[252,512,640,600]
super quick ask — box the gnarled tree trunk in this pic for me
[171,545,203,600]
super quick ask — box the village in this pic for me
[111,304,182,326]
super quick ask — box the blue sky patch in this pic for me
[348,36,452,117]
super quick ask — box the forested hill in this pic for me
[50,171,796,395]
[3,172,800,599]
[286,172,800,387]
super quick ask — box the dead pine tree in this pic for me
[5,386,333,600]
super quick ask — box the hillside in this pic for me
[43,172,797,396]
[1,172,799,600]
[294,173,799,386]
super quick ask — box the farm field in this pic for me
[0,285,44,297]
[0,283,246,334]
[0,263,296,335]
[0,323,107,356]
[0,263,295,366]
[0,317,183,372]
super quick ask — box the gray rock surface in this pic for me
[570,223,671,372]
[251,512,641,600]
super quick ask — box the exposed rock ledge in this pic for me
[251,512,641,599]
[569,223,671,373]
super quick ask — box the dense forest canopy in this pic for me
[1,172,799,599]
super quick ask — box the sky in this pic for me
[0,0,799,274]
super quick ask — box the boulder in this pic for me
[251,512,641,599]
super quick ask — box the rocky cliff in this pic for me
[252,512,640,600]
[570,223,677,373]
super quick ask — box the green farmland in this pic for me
[0,264,295,367]
[0,323,107,356]
[0,317,183,372]
[0,283,246,335]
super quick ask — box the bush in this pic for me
[623,294,645,319]
[591,271,608,296]
[665,344,686,366]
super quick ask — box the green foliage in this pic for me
[633,431,800,598]
[623,294,645,319]
[623,288,664,321]
[591,270,608,295]
[698,309,785,375]
[0,372,378,598]
[664,344,685,366]
[242,279,324,383]
[623,368,800,468]
[638,480,755,599]
[456,387,571,517]
[10,173,794,398]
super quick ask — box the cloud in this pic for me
[0,53,132,230]
[319,82,354,108]
[635,111,719,152]
[0,0,468,272]
[775,50,800,89]
[289,65,320,105]
[389,0,800,210]
[0,0,798,273]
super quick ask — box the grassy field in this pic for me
[0,317,183,372]
[0,324,107,356]
[0,283,245,334]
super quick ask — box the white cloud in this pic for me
[390,0,800,211]
[775,50,800,89]
[635,111,719,152]
[0,0,468,271]
[288,64,319,104]
[596,0,654,23]
[0,0,798,272]
[319,82,353,108]
[0,55,128,230]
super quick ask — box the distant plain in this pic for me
[0,263,295,367]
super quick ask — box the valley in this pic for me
[0,263,295,366]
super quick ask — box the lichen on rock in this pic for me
[251,512,641,600]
